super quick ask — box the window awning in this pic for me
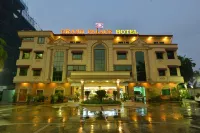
[165,48,177,51]
[71,50,83,54]
[168,65,179,68]
[34,50,44,52]
[117,51,128,54]
[157,68,167,70]
[32,68,42,70]
[19,48,32,51]
[155,51,165,53]
[17,65,29,68]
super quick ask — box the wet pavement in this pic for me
[0,101,200,133]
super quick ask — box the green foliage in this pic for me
[34,94,45,102]
[121,93,130,102]
[82,99,121,104]
[12,93,17,103]
[85,91,90,100]
[0,38,8,71]
[170,87,181,101]
[74,91,80,102]
[0,91,3,101]
[113,91,118,101]
[96,90,106,102]
[179,89,190,99]
[26,94,32,104]
[148,91,162,102]
[178,55,196,82]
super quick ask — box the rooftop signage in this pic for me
[60,29,138,35]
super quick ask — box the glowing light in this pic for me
[106,80,109,82]
[58,36,61,39]
[91,80,94,82]
[132,37,136,41]
[116,37,120,41]
[81,80,84,84]
[148,36,152,40]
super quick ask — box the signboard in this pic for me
[61,29,138,34]
[95,23,104,29]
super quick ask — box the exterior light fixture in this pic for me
[81,80,84,84]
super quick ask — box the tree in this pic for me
[0,38,8,72]
[178,55,196,83]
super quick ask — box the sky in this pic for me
[26,0,200,69]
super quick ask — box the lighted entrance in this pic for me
[84,87,117,98]
[134,86,146,101]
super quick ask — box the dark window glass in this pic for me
[162,89,170,95]
[114,65,132,71]
[22,51,30,59]
[19,68,28,76]
[35,52,43,59]
[33,70,41,76]
[22,37,34,41]
[169,67,177,76]
[72,53,82,60]
[118,41,123,44]
[160,42,164,44]
[154,42,159,44]
[37,90,43,95]
[38,37,45,44]
[53,51,64,81]
[167,51,175,59]
[124,42,129,44]
[156,53,163,59]
[67,65,86,71]
[158,70,166,76]
[117,53,127,60]
[135,52,146,81]
[94,44,106,71]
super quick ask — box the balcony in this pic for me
[13,76,43,83]
[156,59,181,66]
[157,76,184,83]
[20,43,34,49]
[16,59,32,66]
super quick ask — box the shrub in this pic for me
[12,93,17,103]
[81,99,121,104]
[27,94,32,104]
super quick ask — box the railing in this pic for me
[17,0,42,30]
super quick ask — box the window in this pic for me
[118,41,124,44]
[22,37,34,41]
[167,51,175,59]
[33,70,41,76]
[154,42,159,44]
[156,52,164,59]
[37,90,43,95]
[67,65,86,71]
[94,44,106,71]
[117,52,127,60]
[114,65,132,71]
[19,68,28,76]
[35,52,43,59]
[169,67,177,76]
[38,37,45,44]
[160,42,164,44]
[162,89,170,95]
[70,41,81,43]
[72,53,82,60]
[135,51,146,81]
[22,51,30,59]
[158,69,166,76]
[52,51,64,81]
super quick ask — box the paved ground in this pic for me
[0,101,199,133]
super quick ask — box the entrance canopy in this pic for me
[68,71,131,81]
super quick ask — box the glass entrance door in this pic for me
[94,44,106,71]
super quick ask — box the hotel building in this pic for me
[14,30,184,102]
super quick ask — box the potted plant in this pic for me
[113,91,118,101]
[96,90,106,102]
[85,91,91,100]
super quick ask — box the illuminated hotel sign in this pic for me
[60,29,138,34]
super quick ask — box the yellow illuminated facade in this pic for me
[14,31,184,102]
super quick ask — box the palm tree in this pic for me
[178,55,196,83]
[0,38,8,72]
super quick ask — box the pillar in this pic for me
[81,80,84,101]
[117,79,120,99]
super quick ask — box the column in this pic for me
[117,79,120,99]
[81,80,84,101]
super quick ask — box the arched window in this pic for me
[94,44,106,71]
